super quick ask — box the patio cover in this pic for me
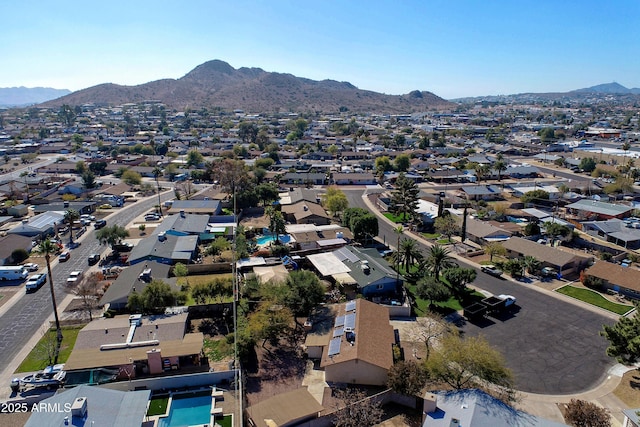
[307,252,351,276]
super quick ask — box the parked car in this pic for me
[481,265,503,277]
[59,251,70,262]
[94,219,107,229]
[22,263,39,272]
[144,213,161,221]
[88,254,100,265]
[66,271,83,285]
[25,273,47,292]
[112,242,134,252]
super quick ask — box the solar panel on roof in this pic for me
[328,337,341,356]
[334,315,345,327]
[333,327,344,338]
[345,301,356,312]
[334,246,360,263]
[344,312,356,329]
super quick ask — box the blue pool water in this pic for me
[158,394,211,427]
[256,234,291,245]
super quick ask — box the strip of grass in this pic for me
[147,395,169,416]
[217,415,233,427]
[556,285,633,315]
[15,326,84,373]
[421,233,440,239]
[436,239,453,245]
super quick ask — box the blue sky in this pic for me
[2,0,639,99]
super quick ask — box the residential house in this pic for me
[99,261,174,310]
[307,246,402,299]
[465,218,513,245]
[126,232,199,265]
[167,199,222,216]
[316,299,395,386]
[565,199,633,220]
[154,212,210,238]
[63,312,204,379]
[25,385,151,427]
[332,172,377,185]
[286,223,351,251]
[281,201,331,225]
[581,218,640,250]
[502,237,591,276]
[459,185,503,201]
[34,201,97,215]
[582,262,640,300]
[7,211,64,239]
[246,388,324,427]
[422,389,568,427]
[623,408,640,427]
[280,172,327,186]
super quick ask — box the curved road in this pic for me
[0,193,172,368]
[344,188,615,395]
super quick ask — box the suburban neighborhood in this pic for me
[1,88,640,427]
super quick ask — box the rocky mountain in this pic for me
[39,60,452,113]
[0,87,71,107]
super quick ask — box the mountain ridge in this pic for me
[39,59,452,113]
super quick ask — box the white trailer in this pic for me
[0,266,28,281]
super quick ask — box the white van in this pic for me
[0,266,29,281]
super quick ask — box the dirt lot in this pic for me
[613,369,640,408]
[0,287,19,309]
[244,330,308,407]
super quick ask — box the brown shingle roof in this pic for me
[585,261,640,293]
[502,237,586,267]
[319,299,394,370]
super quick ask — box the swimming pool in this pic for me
[158,392,212,427]
[256,234,291,245]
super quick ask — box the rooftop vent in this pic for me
[71,397,87,418]
[158,231,167,241]
[180,210,185,217]
[129,314,142,326]
[360,260,370,273]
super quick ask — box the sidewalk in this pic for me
[360,191,633,425]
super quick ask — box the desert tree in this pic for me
[332,387,384,427]
[564,399,611,427]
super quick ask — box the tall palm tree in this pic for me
[35,239,63,362]
[393,226,404,286]
[398,238,423,273]
[494,160,507,183]
[64,209,80,244]
[153,166,163,217]
[426,244,456,281]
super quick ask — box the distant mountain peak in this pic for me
[575,82,640,94]
[0,86,71,107]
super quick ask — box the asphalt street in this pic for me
[343,188,616,394]
[0,193,172,369]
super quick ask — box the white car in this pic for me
[66,271,83,285]
[22,263,39,272]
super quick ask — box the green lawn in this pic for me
[436,239,453,245]
[15,326,84,373]
[383,212,410,223]
[556,285,633,315]
[147,395,169,416]
[216,415,233,427]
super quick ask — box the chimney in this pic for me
[423,392,437,414]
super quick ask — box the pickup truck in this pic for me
[66,271,83,286]
[25,273,47,292]
[481,265,503,278]
[464,294,516,319]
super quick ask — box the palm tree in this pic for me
[64,209,80,244]
[153,166,163,217]
[425,244,456,281]
[35,239,63,362]
[494,160,507,183]
[475,164,490,184]
[398,238,423,273]
[522,256,541,277]
[393,226,404,286]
